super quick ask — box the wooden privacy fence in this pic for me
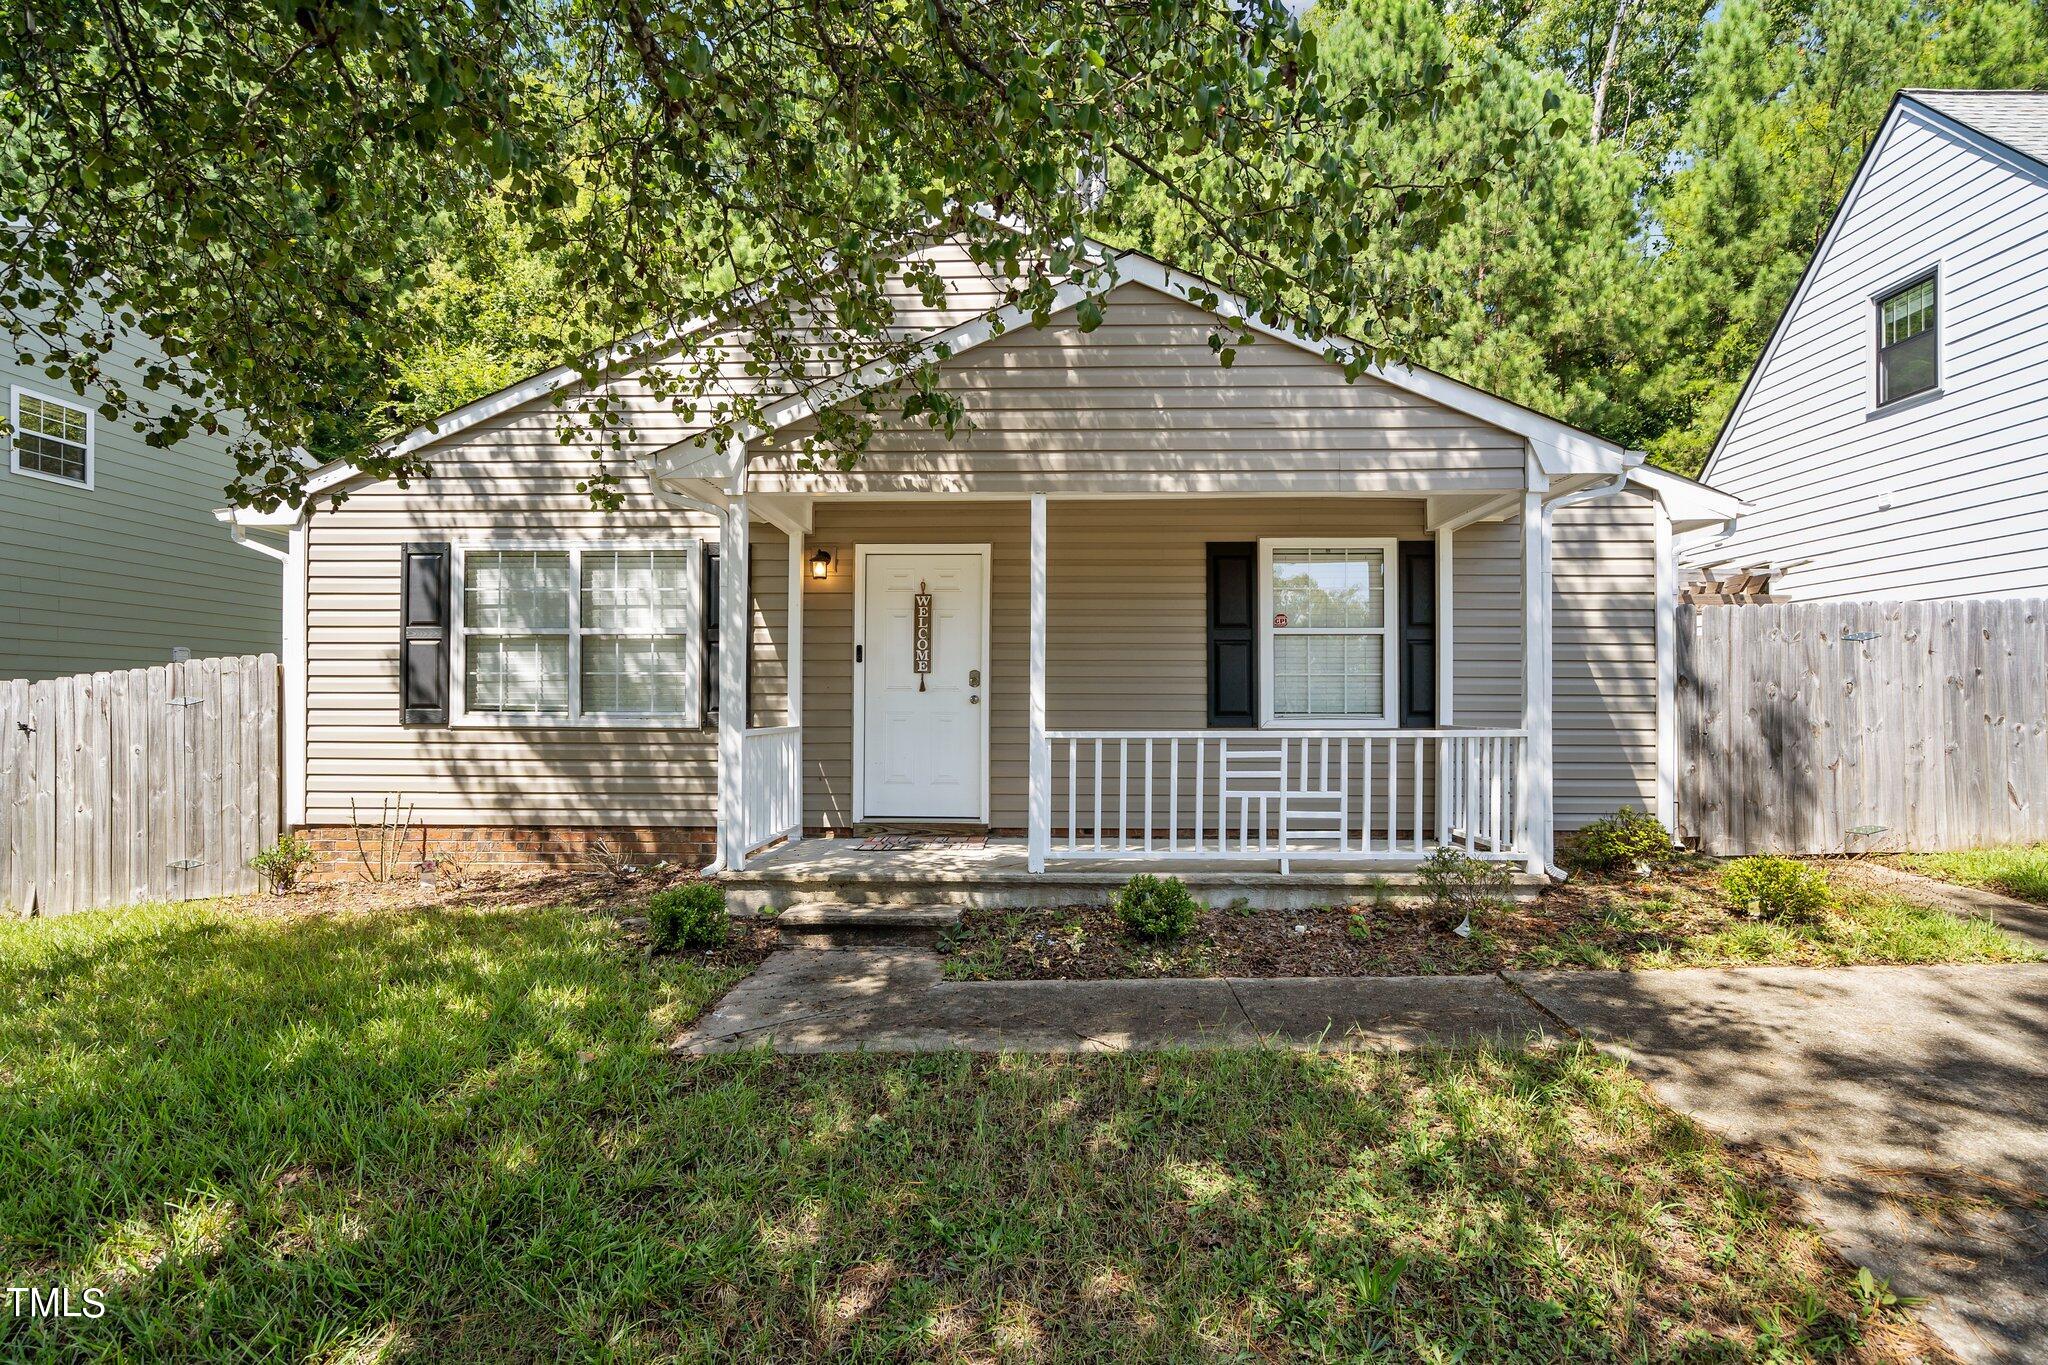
[1,655,280,916]
[1676,600,2048,855]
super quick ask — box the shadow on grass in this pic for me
[0,902,1928,1361]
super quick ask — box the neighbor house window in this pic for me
[458,544,698,724]
[1876,274,1938,406]
[1260,540,1396,726]
[10,387,93,487]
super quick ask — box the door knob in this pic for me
[970,695,980,704]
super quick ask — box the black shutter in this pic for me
[400,542,451,725]
[1398,540,1436,729]
[703,544,721,727]
[1207,542,1258,727]
[702,543,753,728]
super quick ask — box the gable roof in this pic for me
[284,234,1647,512]
[658,246,1637,488]
[1904,89,2048,169]
[1701,89,2048,482]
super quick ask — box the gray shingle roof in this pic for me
[1905,89,2048,166]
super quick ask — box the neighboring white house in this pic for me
[230,237,1738,890]
[1688,89,2048,602]
[0,298,288,679]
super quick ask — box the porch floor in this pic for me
[719,837,1547,913]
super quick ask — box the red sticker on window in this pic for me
[1273,613,1288,628]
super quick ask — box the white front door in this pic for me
[858,549,988,820]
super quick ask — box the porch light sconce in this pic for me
[810,548,833,580]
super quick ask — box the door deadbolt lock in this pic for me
[968,669,980,686]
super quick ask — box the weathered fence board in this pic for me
[0,655,280,916]
[1677,600,2048,854]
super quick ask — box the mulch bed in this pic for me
[940,859,1740,980]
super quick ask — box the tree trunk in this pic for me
[1589,0,1638,145]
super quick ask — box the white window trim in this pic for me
[1869,263,1942,414]
[1257,536,1400,730]
[9,385,94,489]
[449,539,705,729]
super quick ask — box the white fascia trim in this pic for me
[215,503,304,531]
[1627,463,1745,530]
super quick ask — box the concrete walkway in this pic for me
[1511,964,2048,1365]
[675,948,1555,1054]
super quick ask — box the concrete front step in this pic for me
[772,902,963,949]
[725,871,1548,915]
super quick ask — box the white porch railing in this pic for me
[1042,729,1527,867]
[738,725,803,857]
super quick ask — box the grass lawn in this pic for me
[0,895,1938,1362]
[1898,844,2048,905]
[942,861,2038,981]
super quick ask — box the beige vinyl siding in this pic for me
[1554,493,1658,824]
[800,498,1430,829]
[1445,493,1658,830]
[304,399,797,828]
[755,285,1526,496]
[800,502,1030,828]
[1,306,281,680]
[1450,518,1523,732]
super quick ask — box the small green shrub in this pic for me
[1418,846,1513,926]
[248,832,319,892]
[1563,807,1672,875]
[1113,874,1200,941]
[647,882,729,950]
[1720,856,1833,922]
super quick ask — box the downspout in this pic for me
[225,522,292,564]
[1533,454,1646,880]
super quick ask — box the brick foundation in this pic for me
[300,824,715,881]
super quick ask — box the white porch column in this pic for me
[1520,487,1554,874]
[716,497,750,870]
[1434,525,1453,844]
[1028,493,1049,872]
[785,520,805,845]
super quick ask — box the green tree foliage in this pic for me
[4,0,2042,498]
[0,0,1541,508]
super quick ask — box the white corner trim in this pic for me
[1654,500,1677,836]
[284,526,308,827]
[8,384,94,489]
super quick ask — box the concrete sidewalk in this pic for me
[1512,964,2048,1365]
[674,948,1556,1054]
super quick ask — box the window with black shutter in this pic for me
[400,542,451,724]
[1206,542,1258,727]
